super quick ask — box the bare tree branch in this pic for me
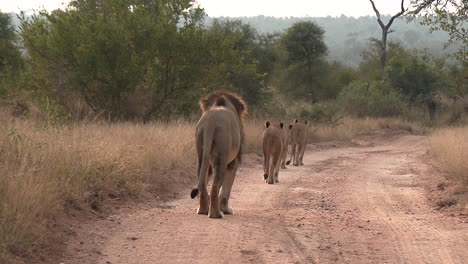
[388,0,406,28]
[368,0,407,71]
[369,0,385,28]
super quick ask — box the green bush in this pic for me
[337,81,407,118]
[288,102,339,123]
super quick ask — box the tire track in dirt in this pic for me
[61,133,468,264]
[343,136,467,264]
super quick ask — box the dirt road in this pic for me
[63,132,468,264]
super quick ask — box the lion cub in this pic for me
[286,119,308,166]
[262,121,289,184]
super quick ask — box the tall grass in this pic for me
[244,119,266,153]
[0,119,196,261]
[311,117,426,142]
[430,126,468,186]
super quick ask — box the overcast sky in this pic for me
[1,0,408,17]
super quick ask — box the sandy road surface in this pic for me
[62,133,467,264]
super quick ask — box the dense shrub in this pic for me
[287,102,340,123]
[337,81,407,118]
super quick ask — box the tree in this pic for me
[136,0,207,120]
[0,12,22,73]
[281,21,327,71]
[369,0,406,71]
[445,63,467,100]
[275,21,328,100]
[252,32,280,87]
[359,38,384,80]
[0,12,23,97]
[201,20,266,107]
[407,0,467,62]
[385,50,445,120]
[20,0,207,120]
[359,38,409,81]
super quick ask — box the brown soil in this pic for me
[56,132,468,264]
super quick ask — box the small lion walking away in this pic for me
[190,90,247,219]
[262,121,289,184]
[286,120,308,166]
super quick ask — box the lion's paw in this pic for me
[222,206,234,215]
[209,210,224,219]
[197,207,209,215]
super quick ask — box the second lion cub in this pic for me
[262,121,288,184]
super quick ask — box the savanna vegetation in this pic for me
[0,0,466,262]
[430,126,468,207]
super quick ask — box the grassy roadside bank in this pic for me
[429,126,468,209]
[0,119,196,262]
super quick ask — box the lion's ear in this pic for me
[280,122,284,129]
[214,96,226,106]
[239,103,245,113]
[289,124,293,129]
[305,121,308,125]
[199,99,209,112]
[295,119,298,123]
[265,121,270,128]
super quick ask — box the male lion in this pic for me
[190,90,247,219]
[262,121,287,184]
[286,120,308,166]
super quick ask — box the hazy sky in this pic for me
[1,0,408,17]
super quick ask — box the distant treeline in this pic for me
[206,15,459,67]
[8,12,459,67]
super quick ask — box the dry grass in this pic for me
[311,117,427,142]
[0,119,196,261]
[430,126,468,190]
[244,119,266,153]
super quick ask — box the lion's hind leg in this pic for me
[280,144,288,169]
[195,136,210,215]
[209,157,226,219]
[286,143,295,166]
[196,166,211,215]
[299,143,306,166]
[220,160,238,215]
[263,146,269,182]
[274,160,280,183]
[268,154,279,184]
[293,143,300,166]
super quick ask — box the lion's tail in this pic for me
[191,127,214,199]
